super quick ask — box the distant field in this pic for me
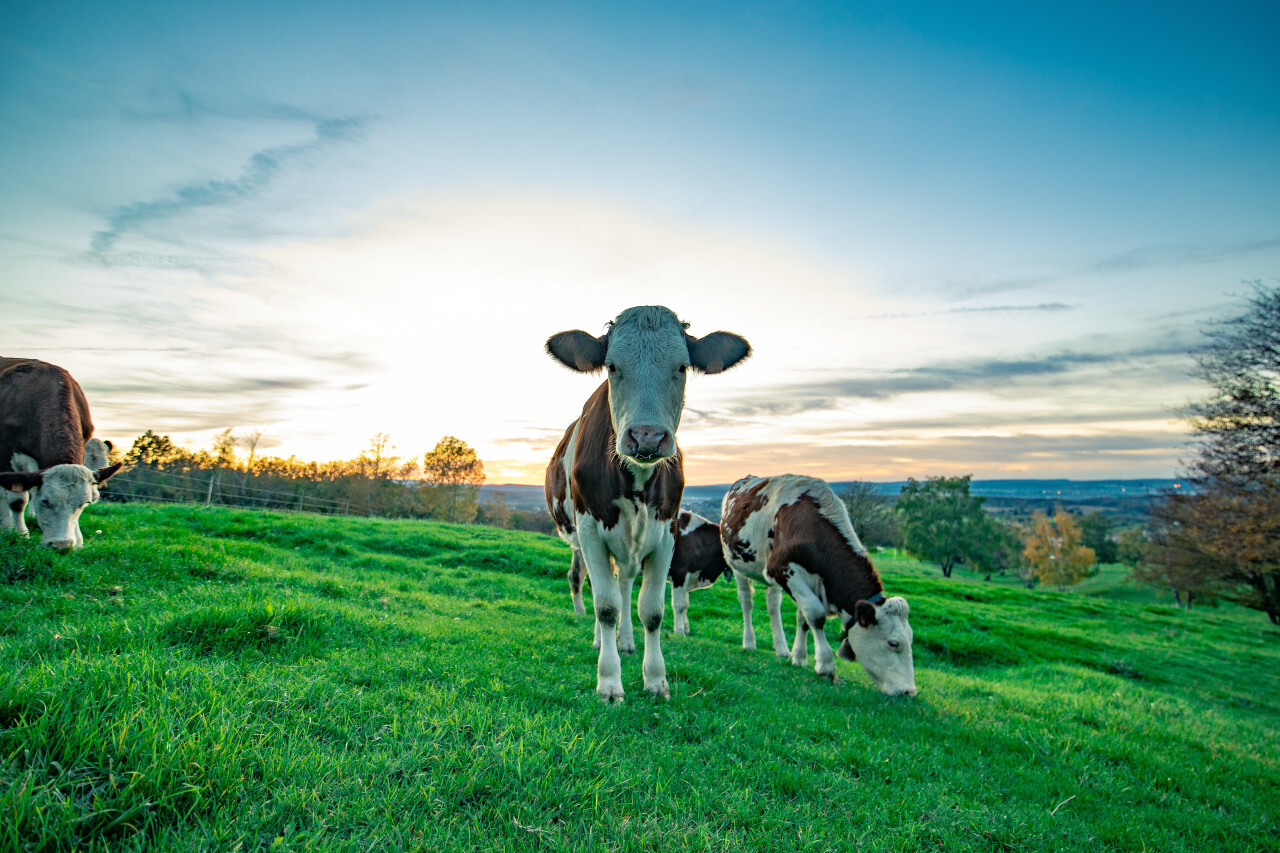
[2,503,1277,851]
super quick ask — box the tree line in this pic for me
[106,431,555,534]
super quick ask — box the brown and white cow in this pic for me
[0,358,122,549]
[556,508,733,640]
[720,474,916,696]
[545,306,750,701]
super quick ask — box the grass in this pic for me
[2,502,1277,851]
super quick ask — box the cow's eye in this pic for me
[679,364,688,374]
[888,640,900,651]
[606,363,617,375]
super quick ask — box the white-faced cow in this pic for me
[83,437,113,471]
[720,474,916,696]
[0,358,121,549]
[554,508,733,642]
[545,306,750,701]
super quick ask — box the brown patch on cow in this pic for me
[669,515,730,589]
[568,381,684,528]
[567,549,586,597]
[767,495,884,616]
[0,359,96,474]
[596,603,619,628]
[644,612,663,632]
[544,420,577,534]
[720,480,769,563]
[855,600,879,628]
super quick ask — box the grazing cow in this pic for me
[720,474,916,696]
[556,508,733,640]
[83,437,113,471]
[0,358,122,548]
[545,306,750,701]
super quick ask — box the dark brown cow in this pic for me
[545,306,750,701]
[720,474,916,696]
[0,358,121,548]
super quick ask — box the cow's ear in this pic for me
[687,332,751,375]
[836,637,856,661]
[94,463,123,484]
[103,440,113,451]
[855,600,879,628]
[0,471,43,493]
[546,331,608,373]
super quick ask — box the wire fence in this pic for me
[104,469,370,516]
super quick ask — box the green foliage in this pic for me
[1079,510,1119,563]
[1023,509,1098,590]
[895,475,1011,578]
[837,481,899,547]
[1,503,1277,852]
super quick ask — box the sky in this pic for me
[3,1,1278,485]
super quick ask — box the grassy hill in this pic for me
[2,503,1277,851]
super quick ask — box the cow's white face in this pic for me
[546,305,751,467]
[845,596,917,696]
[83,438,112,470]
[30,464,101,549]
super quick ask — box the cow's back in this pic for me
[0,358,94,470]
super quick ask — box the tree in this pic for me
[212,428,237,466]
[1141,283,1280,623]
[422,436,486,523]
[1078,511,1118,564]
[838,481,899,547]
[895,475,1005,578]
[124,430,184,468]
[1022,509,1097,590]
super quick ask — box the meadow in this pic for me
[2,503,1277,852]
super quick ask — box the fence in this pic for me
[103,469,366,516]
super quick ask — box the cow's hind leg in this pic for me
[790,605,810,668]
[568,548,587,616]
[765,584,790,658]
[671,581,691,635]
[789,582,836,680]
[735,575,757,650]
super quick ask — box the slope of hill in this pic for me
[2,503,1275,851]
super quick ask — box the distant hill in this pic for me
[482,478,1181,523]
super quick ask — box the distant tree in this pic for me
[422,436,486,523]
[838,481,900,548]
[1142,283,1280,622]
[212,428,237,466]
[1078,511,1119,564]
[1116,526,1148,568]
[1022,509,1097,590]
[476,491,513,529]
[895,475,1004,578]
[124,430,185,468]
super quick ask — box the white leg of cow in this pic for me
[790,605,809,668]
[765,584,790,658]
[637,546,671,698]
[671,582,691,635]
[735,574,757,650]
[569,549,587,616]
[617,571,637,655]
[578,531,625,701]
[789,582,837,680]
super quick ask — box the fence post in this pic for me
[206,472,215,506]
[298,486,305,512]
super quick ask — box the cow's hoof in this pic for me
[645,682,670,700]
[597,685,625,704]
[618,642,636,656]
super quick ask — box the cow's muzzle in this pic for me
[623,426,672,461]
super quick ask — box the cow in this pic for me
[556,508,733,641]
[83,437,113,471]
[720,474,916,696]
[0,358,122,549]
[545,306,750,701]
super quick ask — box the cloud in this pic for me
[87,116,365,261]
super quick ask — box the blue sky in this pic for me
[3,1,1278,483]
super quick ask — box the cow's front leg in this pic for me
[790,605,809,668]
[735,575,757,650]
[765,584,790,658]
[638,544,672,698]
[790,582,836,680]
[579,531,625,702]
[617,571,637,655]
[568,549,587,616]
[671,581,691,635]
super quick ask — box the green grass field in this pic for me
[2,503,1277,851]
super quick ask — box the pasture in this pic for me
[2,503,1277,851]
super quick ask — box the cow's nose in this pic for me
[45,539,76,551]
[625,426,670,459]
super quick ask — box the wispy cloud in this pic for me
[87,116,365,262]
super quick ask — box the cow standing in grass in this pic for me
[0,358,121,549]
[545,306,750,701]
[721,474,916,696]
[557,508,733,643]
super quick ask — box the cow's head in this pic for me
[83,438,113,470]
[546,306,750,465]
[838,596,917,697]
[0,463,121,549]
